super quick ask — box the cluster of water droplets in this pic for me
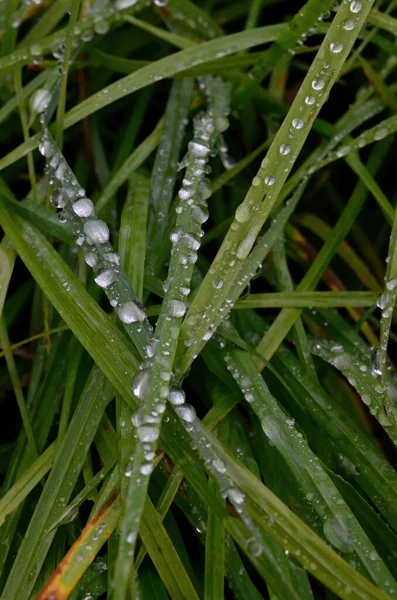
[39,126,152,350]
[311,338,397,444]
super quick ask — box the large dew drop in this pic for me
[175,404,196,423]
[167,388,186,405]
[84,220,110,244]
[137,425,159,443]
[118,302,146,323]
[94,269,115,288]
[72,198,94,217]
[132,369,151,401]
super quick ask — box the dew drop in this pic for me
[115,0,138,8]
[85,252,98,267]
[279,144,291,156]
[140,463,153,476]
[175,404,196,423]
[30,89,51,115]
[212,458,226,473]
[132,371,151,405]
[84,219,110,244]
[228,487,245,505]
[264,175,275,186]
[292,118,304,129]
[118,302,146,323]
[350,1,362,13]
[169,299,186,317]
[343,19,355,30]
[94,269,115,288]
[167,388,186,405]
[72,197,94,217]
[213,279,223,289]
[305,95,315,105]
[330,42,343,54]
[252,176,261,187]
[235,204,250,223]
[312,78,324,91]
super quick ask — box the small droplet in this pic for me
[213,279,223,289]
[264,175,275,186]
[312,78,324,91]
[31,89,51,115]
[350,1,362,13]
[330,42,343,54]
[85,252,97,267]
[212,458,226,473]
[279,144,291,156]
[343,19,355,30]
[292,118,304,129]
[305,95,315,105]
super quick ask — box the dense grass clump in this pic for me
[1,1,397,599]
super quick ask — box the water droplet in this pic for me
[188,140,209,158]
[213,279,223,289]
[132,369,151,400]
[31,89,51,115]
[252,176,261,187]
[292,118,304,129]
[140,463,153,476]
[330,42,343,54]
[264,175,275,186]
[167,388,186,405]
[137,424,158,442]
[312,78,324,91]
[343,19,355,30]
[235,204,250,223]
[84,220,110,244]
[305,95,315,105]
[212,458,226,473]
[118,302,146,323]
[72,197,94,217]
[94,269,115,288]
[386,277,397,291]
[350,1,362,13]
[115,0,138,8]
[228,487,245,505]
[85,252,97,267]
[175,404,196,422]
[279,144,291,156]
[169,299,186,317]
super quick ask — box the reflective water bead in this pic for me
[264,175,275,186]
[84,219,110,244]
[137,425,159,443]
[132,369,151,400]
[330,42,343,54]
[118,301,146,323]
[115,0,138,7]
[212,458,226,473]
[279,144,291,156]
[167,388,186,405]
[343,19,355,30]
[30,89,51,115]
[305,95,315,105]
[213,279,223,289]
[292,118,304,129]
[188,140,209,158]
[228,487,245,505]
[235,204,250,223]
[175,404,196,423]
[312,78,324,91]
[140,463,153,476]
[94,269,115,288]
[51,188,67,209]
[386,277,397,291]
[350,1,362,13]
[72,197,94,217]
[169,299,186,317]
[252,176,261,187]
[85,252,97,267]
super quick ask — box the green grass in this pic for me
[1,1,397,599]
